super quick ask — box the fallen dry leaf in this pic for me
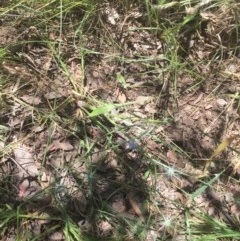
[42,54,53,72]
[204,104,213,110]
[127,193,145,222]
[20,95,41,106]
[166,150,178,164]
[113,87,127,103]
[47,140,74,151]
[13,144,39,177]
[136,95,153,105]
[97,219,113,238]
[33,125,45,133]
[193,93,203,104]
[44,92,63,99]
[49,231,65,241]
[230,154,240,175]
[69,61,83,91]
[8,117,22,127]
[18,178,41,198]
[111,194,126,213]
[145,138,159,151]
[216,98,227,107]
[18,178,31,198]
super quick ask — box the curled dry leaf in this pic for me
[13,144,39,177]
[18,177,51,204]
[18,178,31,198]
[18,178,41,199]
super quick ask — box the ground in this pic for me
[0,1,240,241]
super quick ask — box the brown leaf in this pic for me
[8,117,22,127]
[18,178,41,199]
[111,194,126,213]
[18,178,51,204]
[13,144,39,176]
[69,61,83,90]
[230,154,240,175]
[145,138,159,151]
[44,92,63,99]
[97,219,113,238]
[48,140,74,151]
[166,150,177,164]
[20,95,41,105]
[113,88,127,103]
[127,194,145,222]
[217,98,227,107]
[49,231,65,241]
[136,95,153,105]
[42,54,53,72]
[18,178,30,198]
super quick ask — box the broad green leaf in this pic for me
[87,99,144,118]
[116,74,129,89]
[88,103,115,117]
